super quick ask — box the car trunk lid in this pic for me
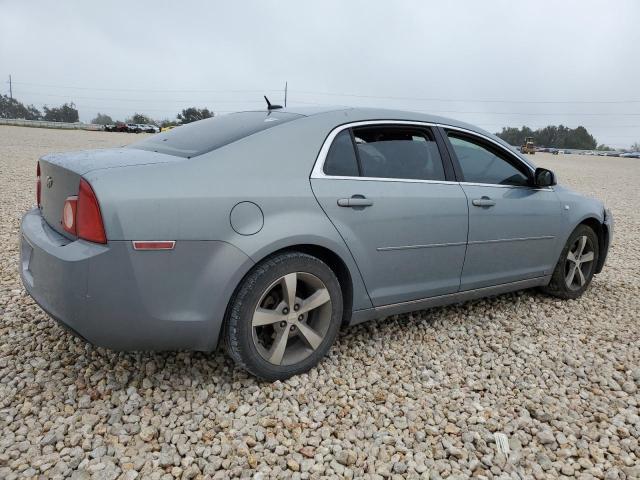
[39,148,180,237]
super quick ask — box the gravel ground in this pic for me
[0,125,638,479]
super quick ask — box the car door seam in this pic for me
[307,177,375,307]
[459,182,471,293]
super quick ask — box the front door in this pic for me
[444,130,563,291]
[311,124,469,307]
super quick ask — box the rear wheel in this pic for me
[542,224,599,299]
[225,252,343,380]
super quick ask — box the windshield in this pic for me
[128,111,303,158]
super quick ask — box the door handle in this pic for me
[337,195,374,208]
[472,196,496,207]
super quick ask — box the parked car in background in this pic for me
[20,107,613,380]
[104,122,127,133]
[126,123,141,133]
[141,124,160,134]
[621,151,640,158]
[161,125,178,132]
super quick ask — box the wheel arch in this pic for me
[577,216,608,274]
[220,241,359,350]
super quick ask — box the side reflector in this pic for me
[132,241,175,251]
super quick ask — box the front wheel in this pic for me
[225,252,343,380]
[542,224,599,299]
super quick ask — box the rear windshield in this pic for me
[128,111,303,158]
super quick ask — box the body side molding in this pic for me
[349,275,551,325]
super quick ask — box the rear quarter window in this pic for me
[323,130,360,176]
[128,111,303,158]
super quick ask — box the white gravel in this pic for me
[0,126,638,479]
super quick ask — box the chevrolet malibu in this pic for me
[20,107,613,380]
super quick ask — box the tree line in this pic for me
[0,94,213,126]
[0,94,80,122]
[4,93,638,149]
[495,125,599,150]
[91,107,213,127]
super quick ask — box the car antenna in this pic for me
[264,95,283,111]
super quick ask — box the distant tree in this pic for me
[126,113,154,125]
[91,113,114,125]
[43,102,79,122]
[496,124,597,150]
[494,126,534,146]
[159,118,179,128]
[596,144,613,151]
[631,142,640,151]
[177,107,213,124]
[0,94,42,120]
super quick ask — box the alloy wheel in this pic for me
[564,235,595,291]
[251,272,333,366]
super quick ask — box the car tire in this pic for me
[542,224,599,300]
[224,251,343,381]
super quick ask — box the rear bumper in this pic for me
[20,208,254,351]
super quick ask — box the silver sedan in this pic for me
[20,106,613,379]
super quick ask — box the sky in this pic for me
[1,0,639,147]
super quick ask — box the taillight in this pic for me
[60,179,107,244]
[77,179,107,244]
[62,196,78,235]
[36,162,41,208]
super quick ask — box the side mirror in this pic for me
[534,167,556,187]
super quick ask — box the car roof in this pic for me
[241,106,531,167]
[245,106,493,136]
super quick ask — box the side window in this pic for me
[323,130,360,176]
[352,126,446,181]
[447,133,530,186]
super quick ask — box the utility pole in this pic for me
[284,81,287,107]
[8,75,12,99]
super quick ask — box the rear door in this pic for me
[443,129,563,290]
[311,123,469,307]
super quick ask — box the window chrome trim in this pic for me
[311,175,459,186]
[310,119,538,187]
[459,181,553,191]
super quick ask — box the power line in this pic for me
[16,91,267,104]
[11,80,282,94]
[10,80,640,104]
[57,103,239,114]
[290,89,640,104]
[15,91,329,108]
